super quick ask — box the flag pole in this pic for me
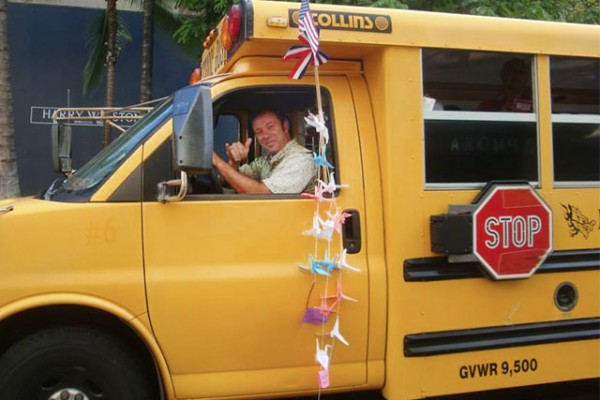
[313,64,327,183]
[314,64,323,119]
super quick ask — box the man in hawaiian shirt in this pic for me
[212,110,317,194]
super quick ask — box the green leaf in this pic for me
[82,11,107,96]
[82,10,132,96]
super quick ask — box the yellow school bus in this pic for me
[0,1,598,399]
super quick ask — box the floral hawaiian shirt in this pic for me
[239,140,317,193]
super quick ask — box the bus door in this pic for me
[141,76,370,398]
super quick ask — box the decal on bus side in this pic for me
[561,203,598,239]
[459,358,539,379]
[289,9,392,33]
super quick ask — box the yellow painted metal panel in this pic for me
[346,75,387,380]
[0,198,145,317]
[387,340,600,399]
[246,1,599,62]
[536,55,554,190]
[396,271,599,334]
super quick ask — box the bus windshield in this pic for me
[46,97,174,202]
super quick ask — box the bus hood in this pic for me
[0,197,92,269]
[0,197,145,312]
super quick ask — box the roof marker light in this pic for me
[267,16,288,28]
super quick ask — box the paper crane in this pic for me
[315,338,332,370]
[315,296,337,317]
[315,279,358,316]
[302,213,335,241]
[299,255,330,276]
[304,112,329,144]
[302,213,324,238]
[309,146,334,169]
[326,209,352,233]
[330,316,350,346]
[315,251,337,273]
[335,248,361,272]
[317,315,350,346]
[299,252,337,277]
[318,172,348,194]
[301,184,335,203]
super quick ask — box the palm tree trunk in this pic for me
[103,0,118,147]
[140,0,154,103]
[0,0,20,198]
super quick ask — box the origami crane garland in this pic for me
[284,1,358,392]
[298,111,360,391]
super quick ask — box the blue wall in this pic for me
[8,3,197,195]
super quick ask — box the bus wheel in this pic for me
[0,327,156,400]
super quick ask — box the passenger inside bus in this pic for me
[477,57,533,112]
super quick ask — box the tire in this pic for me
[0,327,157,400]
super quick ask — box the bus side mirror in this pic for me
[51,123,72,173]
[173,85,214,172]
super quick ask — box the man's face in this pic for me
[252,112,291,155]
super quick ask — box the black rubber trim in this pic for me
[404,249,600,282]
[243,0,254,39]
[404,317,600,357]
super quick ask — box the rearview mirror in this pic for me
[51,124,72,173]
[173,85,214,172]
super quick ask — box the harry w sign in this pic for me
[473,184,553,280]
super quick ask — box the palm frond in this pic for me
[82,11,132,96]
[116,13,133,47]
[82,11,108,96]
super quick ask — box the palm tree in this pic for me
[82,0,132,147]
[83,1,185,147]
[0,0,20,199]
[103,0,118,147]
[140,0,154,102]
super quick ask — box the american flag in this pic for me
[298,0,320,61]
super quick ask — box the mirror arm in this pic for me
[157,171,188,203]
[109,120,126,133]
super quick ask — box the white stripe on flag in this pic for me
[299,0,320,56]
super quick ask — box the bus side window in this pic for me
[422,49,538,187]
[550,56,600,184]
[422,49,534,112]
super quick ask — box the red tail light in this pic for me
[228,5,241,43]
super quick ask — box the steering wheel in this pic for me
[211,168,223,194]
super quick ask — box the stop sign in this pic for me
[473,184,553,280]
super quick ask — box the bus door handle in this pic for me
[342,209,361,254]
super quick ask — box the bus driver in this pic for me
[211,110,317,194]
